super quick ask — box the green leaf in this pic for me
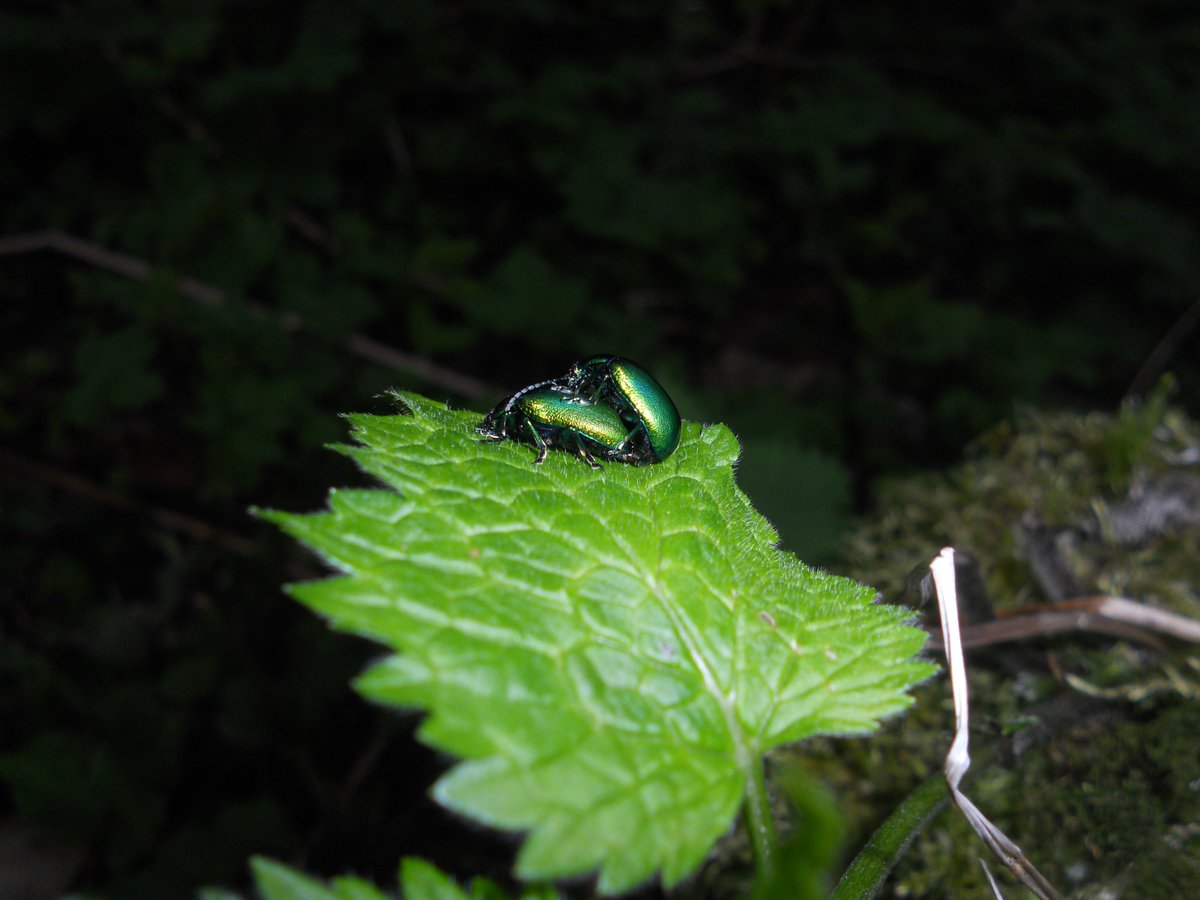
[64,324,163,427]
[250,857,388,900]
[399,857,468,900]
[754,767,847,900]
[249,856,535,900]
[456,248,590,347]
[251,857,341,900]
[260,393,933,893]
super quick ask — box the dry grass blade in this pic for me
[980,858,1004,898]
[930,548,1064,900]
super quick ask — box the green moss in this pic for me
[809,387,1200,895]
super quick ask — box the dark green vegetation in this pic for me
[3,0,1200,896]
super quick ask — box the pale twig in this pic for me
[0,229,494,400]
[924,594,1200,651]
[931,548,1063,900]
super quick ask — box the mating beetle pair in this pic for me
[476,355,681,469]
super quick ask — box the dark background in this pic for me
[2,1,1199,896]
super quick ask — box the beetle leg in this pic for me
[558,431,599,470]
[561,431,604,470]
[578,446,603,470]
[523,420,549,464]
[613,424,639,453]
[605,424,646,464]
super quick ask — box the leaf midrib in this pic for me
[643,566,759,808]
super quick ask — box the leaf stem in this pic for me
[744,757,778,878]
[830,771,948,900]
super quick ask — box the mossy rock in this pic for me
[787,384,1200,896]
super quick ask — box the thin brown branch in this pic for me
[283,208,341,257]
[342,334,492,399]
[1127,294,1200,398]
[0,229,494,400]
[152,93,222,157]
[0,447,258,558]
[0,230,225,305]
[925,595,1200,651]
[382,114,413,177]
[340,729,391,800]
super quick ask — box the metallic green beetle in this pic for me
[566,355,681,462]
[476,385,642,469]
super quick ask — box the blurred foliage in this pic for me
[248,855,559,900]
[2,0,1200,896]
[5,0,1200,493]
